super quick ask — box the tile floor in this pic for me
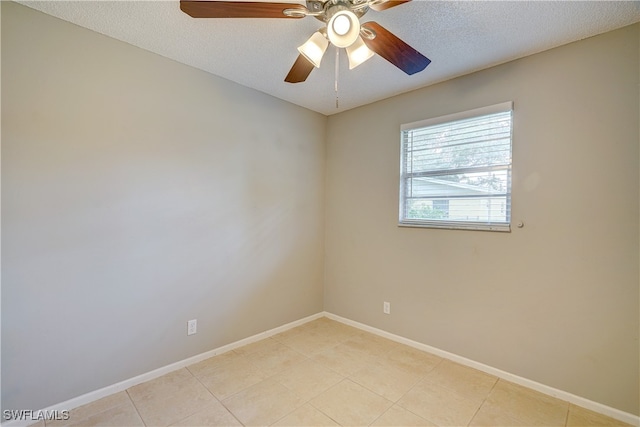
[40,317,633,426]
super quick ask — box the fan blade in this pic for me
[180,1,307,18]
[285,54,315,83]
[369,0,411,12]
[361,21,430,75]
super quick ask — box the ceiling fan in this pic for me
[180,0,431,83]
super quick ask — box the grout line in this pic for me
[215,390,245,426]
[308,400,342,427]
[124,390,147,427]
[305,382,345,426]
[465,376,500,426]
[127,373,212,427]
[178,372,236,426]
[216,393,245,427]
[366,407,387,426]
[386,364,438,425]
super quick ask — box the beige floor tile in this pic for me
[424,359,497,403]
[271,326,307,343]
[277,329,344,356]
[69,398,144,427]
[567,404,634,427]
[245,342,307,376]
[46,392,131,427]
[197,357,269,400]
[273,318,355,352]
[310,379,393,426]
[312,343,379,377]
[232,337,280,357]
[170,400,242,426]
[297,318,337,332]
[272,404,339,426]
[305,319,360,342]
[130,376,216,426]
[322,322,351,338]
[271,359,344,401]
[187,351,245,378]
[485,380,569,426]
[371,405,436,426]
[222,378,306,426]
[349,357,424,402]
[383,345,442,376]
[397,379,482,426]
[469,402,530,426]
[127,369,194,404]
[341,333,401,358]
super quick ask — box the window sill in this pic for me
[398,221,511,232]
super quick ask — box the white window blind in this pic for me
[399,102,513,231]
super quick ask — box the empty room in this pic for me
[2,1,639,426]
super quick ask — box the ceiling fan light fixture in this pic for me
[297,31,329,68]
[327,9,360,48]
[333,15,351,35]
[346,36,374,69]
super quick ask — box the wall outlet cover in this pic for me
[187,319,197,335]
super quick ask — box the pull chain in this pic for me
[334,46,339,109]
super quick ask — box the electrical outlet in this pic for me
[187,319,197,335]
[383,301,390,315]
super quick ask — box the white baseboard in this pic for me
[1,312,324,427]
[5,311,637,427]
[323,311,640,427]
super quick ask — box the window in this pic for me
[399,102,513,231]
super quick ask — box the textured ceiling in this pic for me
[16,0,640,115]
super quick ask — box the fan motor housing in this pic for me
[308,0,369,22]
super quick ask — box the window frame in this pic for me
[399,102,513,232]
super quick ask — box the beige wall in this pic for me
[1,2,326,411]
[325,24,639,415]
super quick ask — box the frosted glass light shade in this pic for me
[327,10,360,48]
[297,31,329,68]
[346,36,374,69]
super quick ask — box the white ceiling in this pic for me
[16,0,640,115]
